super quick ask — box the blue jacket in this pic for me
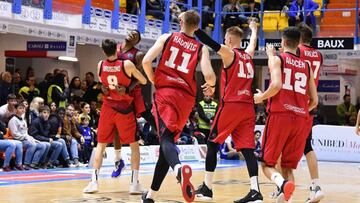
[288,0,319,18]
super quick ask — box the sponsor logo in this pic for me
[317,39,344,49]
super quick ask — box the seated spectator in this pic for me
[79,102,91,124]
[48,107,75,167]
[48,73,69,108]
[18,75,40,104]
[223,0,248,32]
[337,94,357,125]
[146,0,164,20]
[29,106,64,169]
[78,115,95,164]
[219,136,244,160]
[38,73,53,100]
[82,72,101,104]
[197,95,218,141]
[287,0,318,29]
[255,101,266,124]
[62,104,83,166]
[0,71,13,106]
[0,94,18,124]
[69,76,85,103]
[29,97,45,124]
[12,72,23,96]
[0,120,24,172]
[170,1,182,23]
[8,103,47,170]
[254,130,262,158]
[89,101,100,131]
[50,102,57,114]
[177,120,195,145]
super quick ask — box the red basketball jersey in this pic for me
[117,44,139,65]
[99,59,133,108]
[298,44,323,86]
[155,32,202,96]
[267,52,310,117]
[221,49,254,103]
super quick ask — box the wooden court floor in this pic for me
[0,161,359,203]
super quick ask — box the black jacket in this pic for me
[48,113,63,135]
[29,117,55,142]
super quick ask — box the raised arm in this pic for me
[245,21,258,58]
[194,29,234,68]
[142,34,171,84]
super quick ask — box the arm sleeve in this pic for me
[194,29,221,52]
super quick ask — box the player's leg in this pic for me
[129,141,143,194]
[111,133,125,178]
[83,106,115,193]
[260,115,295,202]
[304,131,324,203]
[233,106,263,203]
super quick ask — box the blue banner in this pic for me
[27,41,67,51]
[317,80,340,93]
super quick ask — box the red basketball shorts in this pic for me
[129,85,146,118]
[97,104,138,144]
[261,113,308,169]
[209,102,255,150]
[152,88,195,141]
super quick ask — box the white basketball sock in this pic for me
[271,172,285,188]
[114,149,121,162]
[205,171,214,189]
[250,176,259,192]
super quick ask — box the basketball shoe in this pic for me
[305,186,324,203]
[111,159,125,178]
[234,189,263,203]
[195,182,213,201]
[176,165,195,202]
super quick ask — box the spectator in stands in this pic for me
[53,68,61,76]
[13,72,23,95]
[25,66,35,79]
[78,115,94,164]
[337,94,357,125]
[287,0,318,29]
[255,101,266,124]
[21,100,30,124]
[60,69,69,84]
[29,97,45,124]
[0,121,24,172]
[0,94,18,124]
[50,102,57,114]
[197,95,218,140]
[170,1,182,23]
[0,72,13,106]
[79,103,91,124]
[254,130,262,158]
[177,120,194,145]
[146,0,164,20]
[29,105,63,169]
[38,73,53,101]
[48,73,69,108]
[8,103,47,170]
[223,0,249,32]
[19,75,40,104]
[62,104,82,166]
[69,77,85,103]
[83,72,101,103]
[219,136,244,160]
[89,101,100,130]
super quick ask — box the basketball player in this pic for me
[83,39,147,193]
[297,22,324,203]
[110,30,147,194]
[194,22,264,202]
[254,27,318,202]
[141,10,216,203]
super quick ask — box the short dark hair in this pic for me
[343,94,350,100]
[282,27,301,49]
[14,103,25,109]
[7,94,17,101]
[226,26,244,39]
[57,107,66,114]
[85,72,94,78]
[182,10,200,29]
[39,105,50,113]
[297,22,313,44]
[102,39,117,57]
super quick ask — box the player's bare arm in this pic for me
[200,46,216,96]
[355,110,360,135]
[194,29,234,68]
[245,21,258,58]
[254,54,282,104]
[307,67,318,111]
[124,60,147,85]
[97,61,110,95]
[126,51,146,92]
[142,34,171,84]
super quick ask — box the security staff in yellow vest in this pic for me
[19,76,40,103]
[47,73,69,108]
[197,95,218,141]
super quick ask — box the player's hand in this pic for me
[101,85,109,96]
[254,89,264,104]
[248,19,258,32]
[356,126,360,136]
[266,44,276,57]
[115,85,126,96]
[201,83,215,96]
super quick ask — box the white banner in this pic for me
[0,2,12,18]
[14,6,43,24]
[312,125,360,162]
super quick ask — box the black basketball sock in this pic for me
[205,141,219,172]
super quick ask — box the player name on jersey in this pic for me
[173,35,197,51]
[103,65,121,72]
[239,51,252,60]
[285,57,306,69]
[304,50,319,58]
